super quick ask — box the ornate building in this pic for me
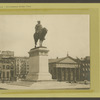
[49,55,90,82]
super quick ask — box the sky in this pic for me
[0,15,90,59]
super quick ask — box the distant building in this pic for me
[0,57,2,80]
[0,50,90,83]
[49,55,79,82]
[49,55,90,82]
[1,51,14,58]
[79,56,90,81]
[0,51,29,82]
[0,51,16,82]
[15,57,29,79]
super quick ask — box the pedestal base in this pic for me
[26,72,52,81]
[26,47,52,81]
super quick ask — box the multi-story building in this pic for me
[0,57,2,80]
[1,51,14,58]
[0,51,29,82]
[0,51,16,82]
[15,57,29,79]
[0,50,90,83]
[79,56,90,81]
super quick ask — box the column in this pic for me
[60,68,62,81]
[56,68,58,80]
[68,68,71,82]
[70,69,73,81]
[74,68,76,82]
[64,68,66,81]
[65,68,68,81]
[78,66,80,81]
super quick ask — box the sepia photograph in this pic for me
[0,15,90,90]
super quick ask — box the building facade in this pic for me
[0,50,90,83]
[49,55,90,82]
[0,51,16,82]
[15,57,29,79]
[79,56,90,81]
[0,51,29,82]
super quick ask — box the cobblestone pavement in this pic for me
[0,81,90,90]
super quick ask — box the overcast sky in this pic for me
[0,15,90,59]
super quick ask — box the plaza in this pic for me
[0,81,90,90]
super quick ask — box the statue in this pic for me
[33,21,48,48]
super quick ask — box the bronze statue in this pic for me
[33,21,48,48]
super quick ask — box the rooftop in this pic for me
[49,56,77,64]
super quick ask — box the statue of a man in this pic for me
[35,21,42,34]
[34,21,47,48]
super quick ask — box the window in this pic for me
[0,73,1,78]
[7,72,9,78]
[6,60,9,63]
[3,65,5,69]
[10,71,13,77]
[3,72,5,78]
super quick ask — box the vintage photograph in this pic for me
[0,15,90,89]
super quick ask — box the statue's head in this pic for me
[37,21,40,24]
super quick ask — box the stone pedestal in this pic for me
[26,47,52,81]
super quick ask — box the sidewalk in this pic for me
[0,81,90,90]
